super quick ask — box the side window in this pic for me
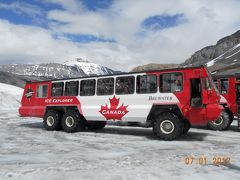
[65,81,79,96]
[36,84,48,98]
[97,78,114,95]
[220,79,229,94]
[51,82,64,97]
[80,79,96,96]
[116,76,135,94]
[160,73,183,92]
[136,75,157,94]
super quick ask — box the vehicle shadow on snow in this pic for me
[192,124,240,132]
[19,123,209,141]
[85,127,209,141]
[20,122,43,129]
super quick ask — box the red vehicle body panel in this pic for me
[19,81,83,118]
[213,75,240,115]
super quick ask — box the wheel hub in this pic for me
[66,116,75,127]
[46,116,55,126]
[213,116,223,125]
[160,120,174,134]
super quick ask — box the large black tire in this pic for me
[226,111,234,129]
[43,110,61,131]
[182,119,191,134]
[207,110,231,131]
[61,110,85,133]
[86,121,107,130]
[152,123,157,135]
[153,113,183,141]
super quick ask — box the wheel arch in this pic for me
[221,104,234,120]
[45,106,86,120]
[146,104,183,125]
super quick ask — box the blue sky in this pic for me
[82,0,113,11]
[0,0,117,42]
[142,14,185,31]
[0,0,183,43]
[0,0,239,70]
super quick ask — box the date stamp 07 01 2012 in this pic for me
[184,156,231,165]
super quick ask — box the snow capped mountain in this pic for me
[64,58,115,76]
[0,58,117,81]
[0,63,84,79]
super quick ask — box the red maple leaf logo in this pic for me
[99,95,129,120]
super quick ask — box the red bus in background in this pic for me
[19,66,224,140]
[207,74,240,130]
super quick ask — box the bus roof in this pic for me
[26,65,205,84]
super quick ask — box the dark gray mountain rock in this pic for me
[183,30,240,67]
[131,63,179,72]
[0,71,47,88]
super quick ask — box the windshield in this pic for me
[206,69,219,94]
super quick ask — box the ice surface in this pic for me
[0,83,23,96]
[0,83,23,110]
[0,83,240,180]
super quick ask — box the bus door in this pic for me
[236,84,240,114]
[188,78,206,124]
[236,83,240,128]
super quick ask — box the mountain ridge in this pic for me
[183,30,240,68]
[132,30,240,75]
[0,58,117,87]
[0,58,116,80]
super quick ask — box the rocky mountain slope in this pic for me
[183,30,240,66]
[0,71,45,88]
[206,43,240,75]
[132,30,240,75]
[131,30,240,75]
[182,30,240,75]
[131,63,179,72]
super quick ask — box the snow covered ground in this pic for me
[0,83,240,180]
[0,83,23,110]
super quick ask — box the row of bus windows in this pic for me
[213,79,229,94]
[36,73,183,98]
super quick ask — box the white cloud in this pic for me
[0,0,240,71]
[0,19,132,70]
